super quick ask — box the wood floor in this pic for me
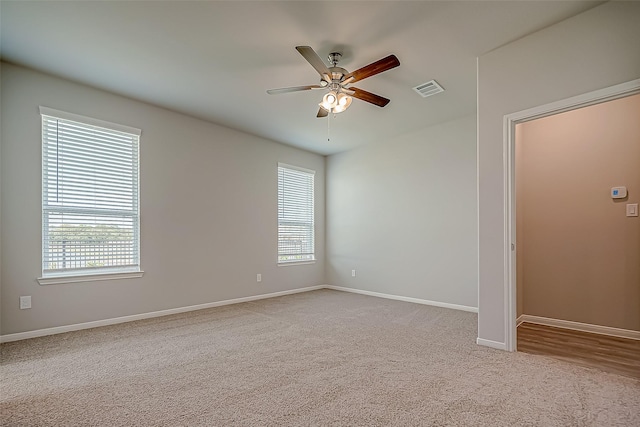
[517,322,640,379]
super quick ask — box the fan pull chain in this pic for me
[327,111,330,142]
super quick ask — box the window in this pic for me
[39,107,142,283]
[278,163,315,264]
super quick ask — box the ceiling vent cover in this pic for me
[413,80,444,98]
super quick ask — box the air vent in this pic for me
[413,80,444,98]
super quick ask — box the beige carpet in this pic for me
[1,289,639,426]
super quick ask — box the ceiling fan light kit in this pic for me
[267,46,400,118]
[322,91,338,109]
[319,90,353,114]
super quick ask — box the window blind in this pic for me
[41,108,140,276]
[278,164,315,263]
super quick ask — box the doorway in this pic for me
[503,79,640,354]
[512,92,640,377]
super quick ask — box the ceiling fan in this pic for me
[267,46,400,118]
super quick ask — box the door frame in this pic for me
[502,79,640,352]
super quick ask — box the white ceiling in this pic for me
[0,1,603,155]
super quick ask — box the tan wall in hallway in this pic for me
[516,93,640,331]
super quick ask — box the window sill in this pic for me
[37,270,144,285]
[277,261,316,267]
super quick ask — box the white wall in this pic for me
[326,115,478,309]
[477,1,640,346]
[0,63,325,335]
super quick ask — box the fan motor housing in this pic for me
[329,67,348,81]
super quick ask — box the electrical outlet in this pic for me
[351,270,356,277]
[20,296,32,310]
[257,274,262,282]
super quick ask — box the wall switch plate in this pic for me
[256,274,262,282]
[20,296,32,310]
[627,203,638,217]
[351,270,356,277]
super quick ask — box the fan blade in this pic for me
[342,55,400,84]
[349,87,390,107]
[317,107,329,118]
[296,46,332,82]
[267,85,323,95]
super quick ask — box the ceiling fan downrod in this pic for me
[328,52,342,67]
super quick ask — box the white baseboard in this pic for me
[476,337,507,350]
[516,314,525,327]
[0,285,325,343]
[325,285,478,313]
[518,314,640,341]
[1,285,479,343]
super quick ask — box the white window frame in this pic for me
[37,107,143,285]
[277,163,315,265]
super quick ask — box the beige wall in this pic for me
[1,63,325,335]
[477,1,640,346]
[515,94,640,331]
